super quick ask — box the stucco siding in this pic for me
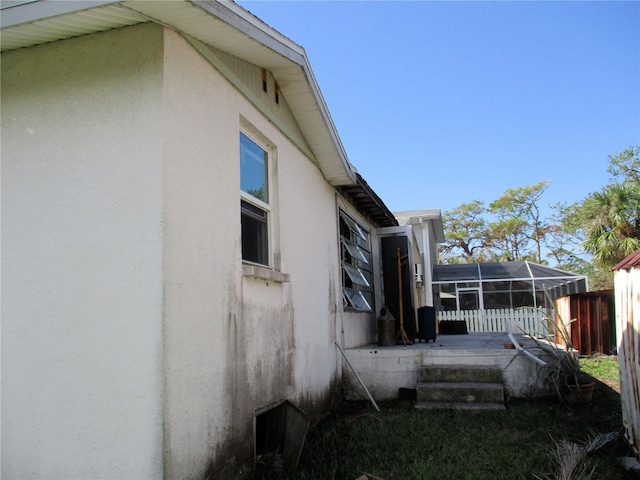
[2,19,351,479]
[161,29,342,478]
[161,27,246,478]
[1,23,165,479]
[276,126,343,408]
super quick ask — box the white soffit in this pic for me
[0,2,147,51]
[0,0,356,186]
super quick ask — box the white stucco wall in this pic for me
[277,131,343,401]
[2,22,352,479]
[160,28,246,477]
[161,30,343,478]
[1,24,165,479]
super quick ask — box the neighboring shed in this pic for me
[613,250,640,461]
[553,290,615,356]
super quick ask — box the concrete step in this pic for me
[416,364,506,410]
[419,364,503,384]
[415,401,505,411]
[417,381,505,404]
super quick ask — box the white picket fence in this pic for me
[438,308,549,336]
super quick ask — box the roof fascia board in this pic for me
[1,0,122,28]
[0,1,39,9]
[194,0,306,65]
[180,32,317,163]
[300,55,355,184]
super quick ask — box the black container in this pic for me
[416,306,437,343]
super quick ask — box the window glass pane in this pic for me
[240,132,268,202]
[343,263,370,287]
[340,213,366,240]
[241,200,268,265]
[344,289,372,311]
[341,237,369,264]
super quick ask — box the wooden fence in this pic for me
[438,308,548,336]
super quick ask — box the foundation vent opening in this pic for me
[254,400,310,476]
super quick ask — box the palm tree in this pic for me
[581,182,640,267]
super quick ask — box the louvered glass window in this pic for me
[340,211,373,311]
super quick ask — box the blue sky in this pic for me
[238,1,640,217]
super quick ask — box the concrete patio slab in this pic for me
[342,333,553,402]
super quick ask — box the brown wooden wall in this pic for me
[572,290,615,355]
[558,291,615,356]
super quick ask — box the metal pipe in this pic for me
[335,342,380,412]
[508,332,547,366]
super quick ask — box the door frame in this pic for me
[456,286,484,311]
[373,226,417,323]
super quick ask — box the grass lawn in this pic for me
[261,356,634,480]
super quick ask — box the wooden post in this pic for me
[395,247,412,345]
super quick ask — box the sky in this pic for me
[237,0,640,218]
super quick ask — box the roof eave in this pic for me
[613,248,640,271]
[394,209,446,242]
[0,0,357,186]
[1,0,123,28]
[338,173,398,228]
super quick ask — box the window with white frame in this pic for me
[340,211,373,311]
[240,131,270,266]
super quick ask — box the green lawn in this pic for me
[263,356,634,480]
